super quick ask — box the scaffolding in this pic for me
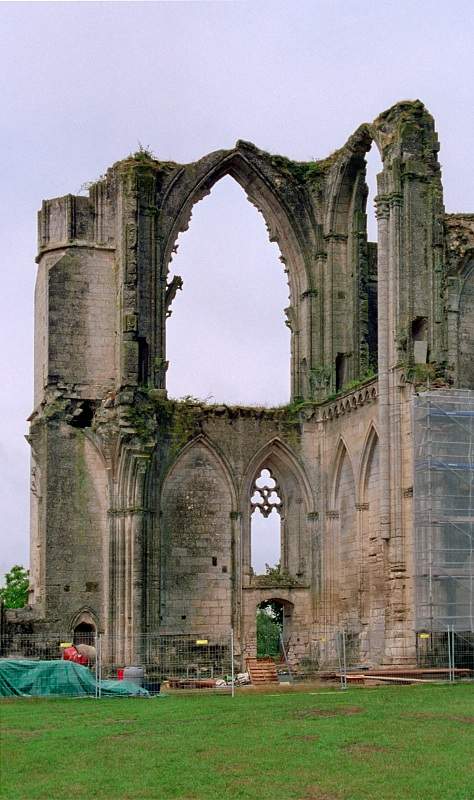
[413,390,474,637]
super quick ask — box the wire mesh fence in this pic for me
[0,631,235,698]
[99,632,235,695]
[1,625,472,698]
[0,632,101,698]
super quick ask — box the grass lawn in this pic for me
[1,683,473,800]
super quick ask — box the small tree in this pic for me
[0,565,29,608]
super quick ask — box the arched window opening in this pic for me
[365,144,380,372]
[166,176,291,406]
[251,468,283,574]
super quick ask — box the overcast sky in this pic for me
[0,0,473,577]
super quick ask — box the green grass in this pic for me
[1,684,473,799]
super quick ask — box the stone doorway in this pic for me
[73,621,95,646]
[256,598,293,659]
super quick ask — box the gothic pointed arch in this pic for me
[240,437,315,582]
[358,422,380,504]
[331,436,355,508]
[241,436,314,514]
[161,149,314,300]
[159,433,235,632]
[330,436,359,629]
[324,124,383,237]
[157,147,318,399]
[69,606,98,633]
[162,433,238,510]
[323,125,384,387]
[357,420,383,653]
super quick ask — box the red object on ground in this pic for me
[62,646,88,666]
[117,668,124,680]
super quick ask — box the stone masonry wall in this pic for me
[160,440,233,634]
[23,100,474,669]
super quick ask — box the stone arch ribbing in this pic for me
[323,126,384,385]
[240,436,314,514]
[161,433,238,511]
[331,437,355,509]
[324,125,383,237]
[161,151,311,297]
[69,606,98,634]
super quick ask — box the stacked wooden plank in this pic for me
[342,667,472,685]
[246,658,279,685]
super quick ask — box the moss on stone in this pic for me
[269,149,343,187]
[42,398,70,421]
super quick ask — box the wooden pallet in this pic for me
[246,658,279,685]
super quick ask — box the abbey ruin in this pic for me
[16,100,474,668]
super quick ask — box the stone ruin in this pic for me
[8,100,474,670]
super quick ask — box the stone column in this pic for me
[230,510,243,647]
[376,198,391,543]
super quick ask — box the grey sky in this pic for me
[1,0,473,577]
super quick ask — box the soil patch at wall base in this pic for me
[345,742,391,755]
[297,787,342,800]
[402,712,474,724]
[294,706,363,719]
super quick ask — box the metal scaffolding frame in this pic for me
[413,390,474,634]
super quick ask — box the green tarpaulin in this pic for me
[0,659,149,698]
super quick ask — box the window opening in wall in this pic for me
[166,176,290,406]
[251,468,282,574]
[412,316,429,364]
[69,401,95,429]
[365,144,380,372]
[365,144,379,244]
[335,353,348,392]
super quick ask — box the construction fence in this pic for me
[0,631,235,699]
[1,625,473,698]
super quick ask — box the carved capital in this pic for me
[326,510,339,520]
[375,198,390,220]
[355,502,369,511]
[324,232,348,243]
